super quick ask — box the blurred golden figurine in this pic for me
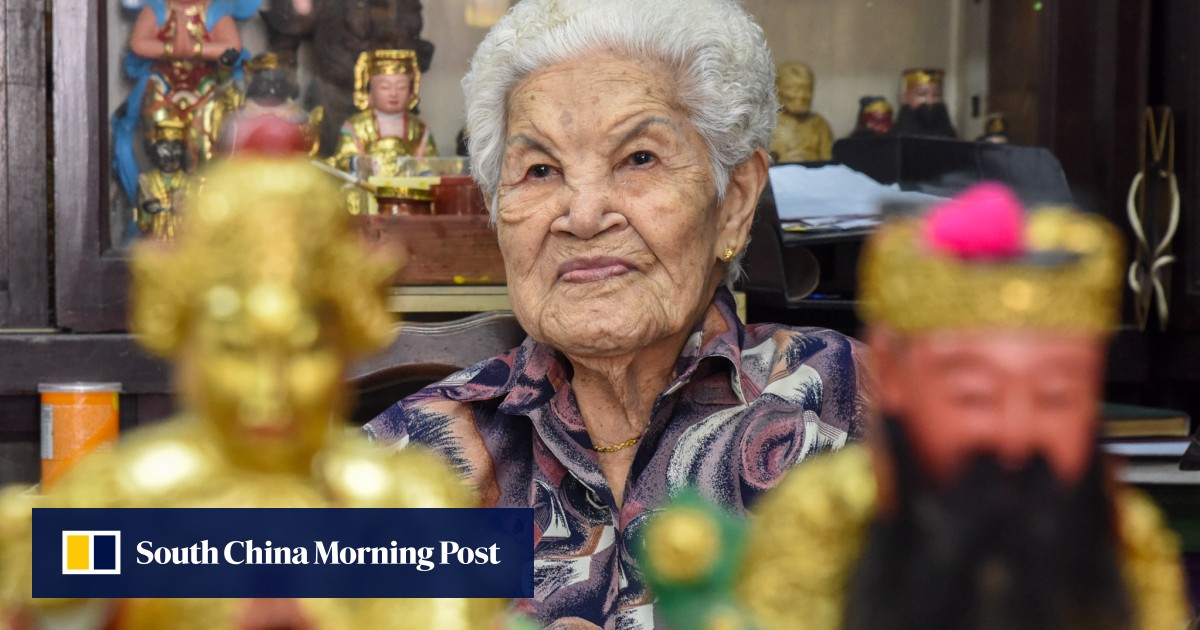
[135,117,191,241]
[642,184,1189,630]
[218,53,324,157]
[769,61,833,163]
[329,50,438,175]
[893,68,957,139]
[0,156,510,629]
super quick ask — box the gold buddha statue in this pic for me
[769,61,834,163]
[641,184,1189,630]
[0,157,512,629]
[329,49,438,175]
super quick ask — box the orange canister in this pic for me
[39,382,121,488]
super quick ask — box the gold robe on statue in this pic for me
[737,446,1191,630]
[329,110,437,173]
[0,422,506,629]
[135,170,188,240]
[770,111,833,163]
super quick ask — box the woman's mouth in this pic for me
[557,257,635,283]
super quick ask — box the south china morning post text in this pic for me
[135,538,501,571]
[32,508,535,599]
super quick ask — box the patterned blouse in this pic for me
[364,288,871,629]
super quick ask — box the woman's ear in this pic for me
[716,147,769,254]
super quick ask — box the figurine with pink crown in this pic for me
[641,183,1189,630]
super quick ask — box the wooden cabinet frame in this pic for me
[53,0,128,331]
[0,0,49,328]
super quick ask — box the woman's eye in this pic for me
[527,164,554,179]
[627,151,656,167]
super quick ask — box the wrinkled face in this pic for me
[903,82,942,109]
[778,73,814,115]
[368,73,414,115]
[181,285,347,473]
[497,53,742,358]
[872,328,1105,486]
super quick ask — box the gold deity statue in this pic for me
[135,117,191,241]
[0,157,513,629]
[128,0,250,166]
[769,61,834,163]
[329,49,437,175]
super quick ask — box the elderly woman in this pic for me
[365,0,871,626]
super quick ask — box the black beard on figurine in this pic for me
[893,103,958,139]
[844,418,1132,630]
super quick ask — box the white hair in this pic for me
[463,0,777,282]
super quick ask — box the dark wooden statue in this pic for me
[261,0,434,156]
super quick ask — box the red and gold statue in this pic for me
[218,52,323,157]
[642,184,1189,630]
[328,49,437,175]
[850,95,893,138]
[113,0,259,209]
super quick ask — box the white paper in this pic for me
[768,164,946,221]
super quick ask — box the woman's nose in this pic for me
[552,181,627,239]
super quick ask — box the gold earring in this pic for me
[722,248,735,261]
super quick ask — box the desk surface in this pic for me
[780,227,873,247]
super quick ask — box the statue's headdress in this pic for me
[983,113,1009,138]
[860,96,893,117]
[858,183,1124,334]
[901,68,945,91]
[354,49,420,111]
[244,52,287,74]
[150,116,187,144]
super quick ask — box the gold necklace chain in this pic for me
[593,433,644,453]
[590,323,705,455]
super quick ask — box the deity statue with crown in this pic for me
[639,184,1189,630]
[111,0,260,212]
[135,116,191,241]
[893,67,957,139]
[0,138,519,628]
[328,49,437,176]
[218,52,324,157]
[849,95,894,138]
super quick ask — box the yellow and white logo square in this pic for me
[62,531,121,575]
